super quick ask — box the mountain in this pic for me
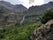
[23,1,53,23]
[42,1,53,9]
[0,1,53,27]
[0,1,13,7]
[13,4,27,12]
[0,1,27,12]
[0,1,27,27]
[26,1,53,14]
[0,1,14,12]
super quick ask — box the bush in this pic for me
[41,9,53,24]
[0,22,41,40]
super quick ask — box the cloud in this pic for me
[4,0,44,8]
[4,0,22,4]
[21,0,44,8]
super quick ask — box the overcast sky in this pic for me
[45,0,53,3]
[4,0,53,8]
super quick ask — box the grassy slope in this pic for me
[0,22,41,40]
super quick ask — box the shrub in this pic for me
[41,9,53,24]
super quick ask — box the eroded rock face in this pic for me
[30,19,53,40]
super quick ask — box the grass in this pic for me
[0,22,42,40]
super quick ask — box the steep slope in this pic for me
[0,1,27,12]
[13,4,27,12]
[0,1,27,27]
[30,19,53,40]
[0,6,17,27]
[0,1,14,12]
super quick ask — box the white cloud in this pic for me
[20,0,44,8]
[20,0,29,8]
[4,0,44,8]
[34,0,44,5]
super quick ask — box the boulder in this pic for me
[30,19,53,40]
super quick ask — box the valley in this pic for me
[0,1,53,40]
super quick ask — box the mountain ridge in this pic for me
[0,1,53,26]
[0,1,27,12]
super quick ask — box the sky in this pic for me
[4,0,53,8]
[45,0,53,3]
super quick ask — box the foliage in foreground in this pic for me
[41,9,53,24]
[0,22,41,40]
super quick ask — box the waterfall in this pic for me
[20,15,25,25]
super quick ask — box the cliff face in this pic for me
[30,19,53,40]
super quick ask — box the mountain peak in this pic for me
[14,4,27,9]
[49,1,53,4]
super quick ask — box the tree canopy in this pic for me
[41,9,53,24]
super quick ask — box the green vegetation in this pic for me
[41,9,53,24]
[25,15,39,18]
[0,9,53,40]
[0,22,41,40]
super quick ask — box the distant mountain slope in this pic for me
[0,1,13,7]
[23,1,53,22]
[0,1,53,27]
[42,2,53,9]
[0,1,14,12]
[26,1,53,14]
[13,4,27,12]
[0,1,27,12]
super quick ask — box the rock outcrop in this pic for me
[30,19,53,40]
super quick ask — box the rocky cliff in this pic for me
[30,19,53,40]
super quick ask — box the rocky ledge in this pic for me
[30,19,53,40]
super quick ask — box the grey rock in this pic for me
[30,19,53,40]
